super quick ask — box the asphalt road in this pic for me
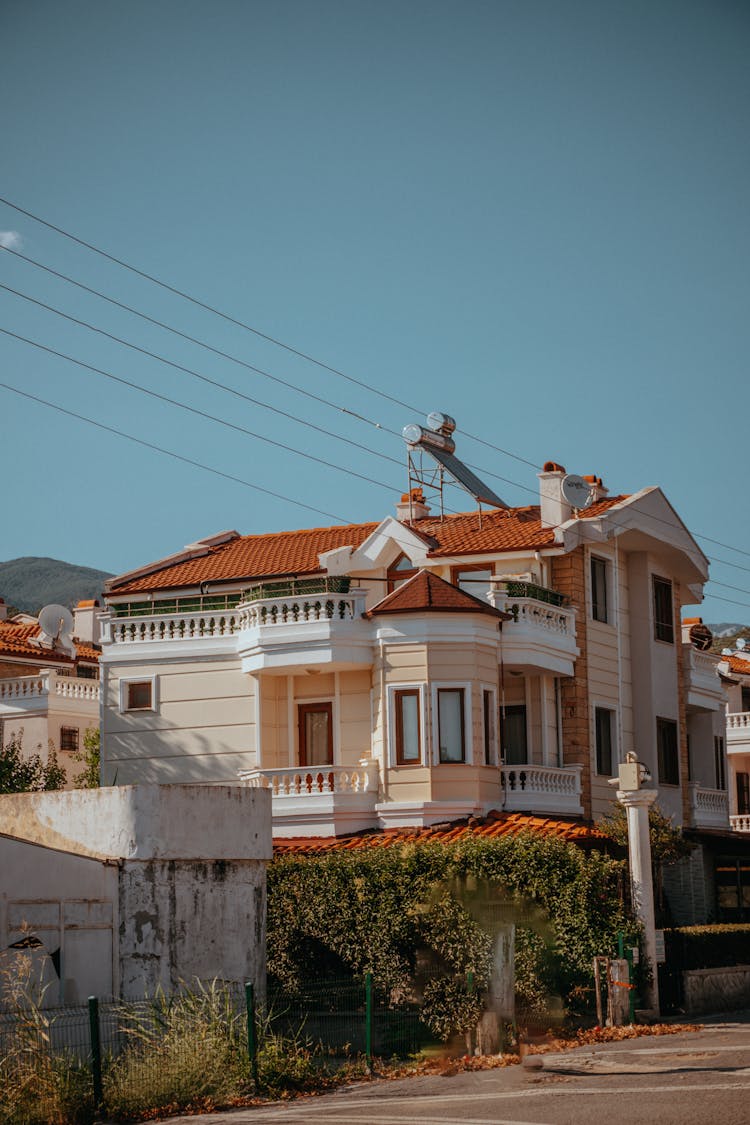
[155,1014,750,1125]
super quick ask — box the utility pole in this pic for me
[614,753,660,1016]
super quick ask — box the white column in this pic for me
[617,787,659,1014]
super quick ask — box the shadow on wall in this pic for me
[101,723,254,787]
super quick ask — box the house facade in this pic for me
[99,463,729,853]
[0,599,101,783]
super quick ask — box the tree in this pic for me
[0,732,66,794]
[598,801,693,912]
[74,727,100,788]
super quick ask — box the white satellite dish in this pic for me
[722,648,733,657]
[560,474,594,510]
[37,604,76,656]
[737,637,747,652]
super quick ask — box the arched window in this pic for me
[387,553,418,592]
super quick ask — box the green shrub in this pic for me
[668,924,750,970]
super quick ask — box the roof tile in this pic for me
[0,621,100,665]
[367,569,507,618]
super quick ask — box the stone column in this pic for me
[617,787,659,1014]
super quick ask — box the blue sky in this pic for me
[1,0,748,624]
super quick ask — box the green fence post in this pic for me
[625,948,636,1024]
[245,981,260,1090]
[365,972,373,1071]
[467,970,475,995]
[88,995,103,1110]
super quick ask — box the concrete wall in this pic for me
[0,785,271,1001]
[683,965,750,1014]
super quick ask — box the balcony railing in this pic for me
[727,712,750,750]
[500,763,583,815]
[237,590,366,630]
[683,646,724,711]
[239,761,380,836]
[0,672,100,706]
[105,610,241,646]
[240,762,377,798]
[689,784,729,830]
[498,580,566,608]
[488,581,578,676]
[730,814,750,833]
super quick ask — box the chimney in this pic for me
[583,474,609,502]
[0,597,7,622]
[396,487,431,522]
[73,599,101,645]
[537,462,568,528]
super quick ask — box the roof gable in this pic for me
[367,569,506,619]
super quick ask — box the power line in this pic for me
[0,326,407,497]
[0,194,541,470]
[0,381,353,524]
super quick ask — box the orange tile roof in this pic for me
[367,569,508,619]
[0,621,100,665]
[273,811,606,855]
[725,653,750,676]
[109,497,627,596]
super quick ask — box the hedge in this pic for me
[667,925,750,970]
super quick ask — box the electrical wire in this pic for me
[0,381,353,524]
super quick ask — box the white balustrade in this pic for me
[727,712,750,731]
[690,784,729,828]
[241,763,376,798]
[0,674,48,701]
[107,611,241,645]
[54,678,100,702]
[500,763,583,814]
[730,814,750,833]
[237,591,366,630]
[726,711,750,751]
[500,598,572,636]
[0,672,99,706]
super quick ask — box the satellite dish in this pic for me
[737,637,747,651]
[560,474,594,510]
[37,604,76,657]
[722,648,733,657]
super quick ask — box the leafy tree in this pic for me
[74,726,100,788]
[598,801,693,911]
[0,732,66,793]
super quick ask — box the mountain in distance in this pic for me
[0,557,114,617]
[707,623,750,654]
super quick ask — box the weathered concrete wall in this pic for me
[683,965,750,1014]
[0,785,272,1001]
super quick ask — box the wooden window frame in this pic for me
[387,553,418,593]
[594,706,615,776]
[124,679,154,711]
[437,687,466,764]
[298,702,333,768]
[60,726,79,753]
[657,716,680,786]
[591,556,609,624]
[394,689,422,765]
[500,703,528,765]
[482,688,496,766]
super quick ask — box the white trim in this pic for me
[118,674,158,713]
[386,682,427,767]
[431,681,473,765]
[480,682,498,766]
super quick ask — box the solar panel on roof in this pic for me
[402,414,509,510]
[428,447,508,509]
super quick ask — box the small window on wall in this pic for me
[595,707,615,776]
[501,704,527,765]
[123,680,153,711]
[653,576,675,643]
[482,690,496,765]
[657,717,680,785]
[591,557,609,623]
[437,689,466,763]
[714,736,726,791]
[60,726,79,752]
[394,689,421,765]
[387,553,418,592]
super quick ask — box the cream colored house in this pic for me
[0,600,101,784]
[716,648,750,833]
[99,463,728,848]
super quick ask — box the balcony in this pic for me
[500,763,583,816]
[236,586,371,674]
[683,646,724,712]
[239,761,379,837]
[0,672,100,713]
[489,581,578,677]
[730,814,750,833]
[727,712,750,752]
[689,784,729,830]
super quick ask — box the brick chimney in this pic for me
[73,599,101,645]
[537,462,569,528]
[583,474,609,502]
[396,488,431,522]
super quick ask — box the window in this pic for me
[737,772,750,816]
[60,726,79,752]
[591,556,609,623]
[653,576,674,643]
[126,681,153,710]
[501,704,527,765]
[437,689,466,763]
[482,689,496,765]
[742,686,750,713]
[452,567,493,603]
[298,703,333,767]
[76,665,99,680]
[714,736,726,791]
[595,707,615,776]
[657,717,680,785]
[394,690,421,764]
[387,553,418,592]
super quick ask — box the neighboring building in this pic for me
[0,598,101,782]
[717,646,750,833]
[99,460,730,874]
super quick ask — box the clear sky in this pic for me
[1,0,748,624]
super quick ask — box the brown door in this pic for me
[298,702,333,767]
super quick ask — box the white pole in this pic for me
[617,787,659,1015]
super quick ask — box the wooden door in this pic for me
[298,702,333,767]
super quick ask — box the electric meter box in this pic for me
[618,762,640,791]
